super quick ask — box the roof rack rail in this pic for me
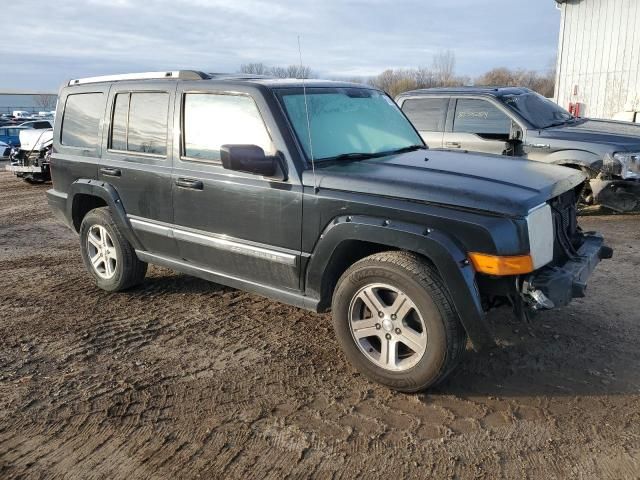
[68,70,210,86]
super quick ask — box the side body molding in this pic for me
[66,179,143,250]
[305,215,495,350]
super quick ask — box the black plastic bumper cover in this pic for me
[530,233,612,308]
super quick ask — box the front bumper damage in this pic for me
[524,233,613,309]
[590,177,640,212]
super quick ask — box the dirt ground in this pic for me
[0,167,639,480]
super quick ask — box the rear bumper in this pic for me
[46,188,71,228]
[528,233,612,308]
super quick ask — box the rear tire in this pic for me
[332,251,466,392]
[79,207,147,291]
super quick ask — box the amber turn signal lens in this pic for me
[468,252,534,276]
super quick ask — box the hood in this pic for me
[539,118,640,151]
[18,128,53,151]
[304,150,586,217]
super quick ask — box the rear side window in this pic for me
[61,93,104,148]
[110,92,169,156]
[453,98,511,136]
[401,98,448,132]
[182,93,272,162]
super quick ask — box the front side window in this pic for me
[401,98,449,132]
[183,93,272,162]
[61,93,104,148]
[110,92,168,156]
[279,88,423,162]
[453,98,511,137]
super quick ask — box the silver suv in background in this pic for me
[396,87,640,212]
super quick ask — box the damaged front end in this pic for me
[5,129,53,183]
[479,187,613,321]
[588,152,640,212]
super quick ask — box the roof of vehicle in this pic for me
[397,86,534,98]
[65,70,372,91]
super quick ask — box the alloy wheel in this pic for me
[86,225,118,280]
[348,283,427,371]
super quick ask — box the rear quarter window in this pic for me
[61,93,105,149]
[401,98,448,132]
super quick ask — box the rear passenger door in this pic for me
[444,97,512,155]
[100,82,177,257]
[400,97,449,148]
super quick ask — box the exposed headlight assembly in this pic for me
[525,203,554,269]
[468,203,553,276]
[605,152,640,179]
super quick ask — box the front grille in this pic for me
[550,190,581,263]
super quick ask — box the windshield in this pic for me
[499,91,574,129]
[278,87,423,162]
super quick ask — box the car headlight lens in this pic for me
[612,152,640,179]
[526,203,554,269]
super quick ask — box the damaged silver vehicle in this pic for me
[5,128,53,183]
[397,87,640,212]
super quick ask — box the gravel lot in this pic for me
[1,166,639,479]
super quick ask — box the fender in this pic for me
[305,215,495,350]
[66,179,144,250]
[545,149,602,171]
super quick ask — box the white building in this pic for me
[554,0,640,119]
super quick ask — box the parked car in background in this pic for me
[45,71,611,392]
[0,126,26,147]
[396,87,640,212]
[0,140,11,159]
[19,119,53,129]
[5,127,52,182]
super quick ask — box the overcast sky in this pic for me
[2,0,560,91]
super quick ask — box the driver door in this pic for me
[443,98,513,155]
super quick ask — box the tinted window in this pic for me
[183,94,272,161]
[453,99,511,136]
[61,93,104,148]
[109,92,168,156]
[401,98,448,132]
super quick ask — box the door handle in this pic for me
[445,142,461,148]
[175,178,203,190]
[100,167,121,177]
[528,143,550,149]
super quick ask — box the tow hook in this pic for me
[520,279,555,310]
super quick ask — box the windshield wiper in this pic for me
[321,152,384,162]
[319,145,427,163]
[386,144,428,154]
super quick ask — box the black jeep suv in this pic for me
[47,71,611,392]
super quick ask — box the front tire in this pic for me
[79,207,147,291]
[332,251,466,392]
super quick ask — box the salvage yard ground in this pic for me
[0,165,639,479]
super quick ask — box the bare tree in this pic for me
[285,65,312,79]
[239,63,270,75]
[240,63,313,79]
[33,94,56,111]
[476,67,556,97]
[432,50,456,86]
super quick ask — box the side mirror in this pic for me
[509,122,523,142]
[220,144,277,177]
